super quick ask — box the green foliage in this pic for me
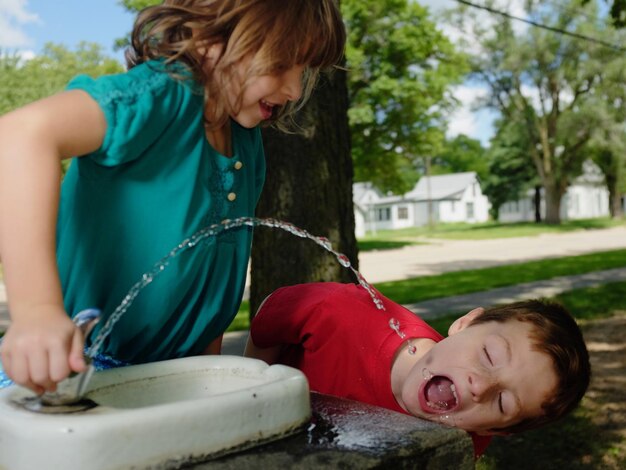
[343,0,468,193]
[0,43,123,115]
[430,134,488,180]
[119,0,158,12]
[582,0,626,27]
[482,118,538,219]
[448,0,626,223]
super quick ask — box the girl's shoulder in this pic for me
[67,60,200,106]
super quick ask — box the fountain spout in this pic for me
[40,308,101,406]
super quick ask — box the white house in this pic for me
[353,172,490,237]
[499,160,610,222]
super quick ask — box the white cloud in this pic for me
[447,85,487,134]
[0,0,40,48]
[419,1,531,145]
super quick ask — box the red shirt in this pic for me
[250,282,491,458]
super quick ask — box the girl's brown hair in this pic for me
[126,0,346,130]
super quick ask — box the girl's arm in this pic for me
[0,90,106,393]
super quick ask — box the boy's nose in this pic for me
[468,372,497,401]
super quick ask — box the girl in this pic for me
[0,0,345,394]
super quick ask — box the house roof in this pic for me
[406,172,478,201]
[352,182,385,211]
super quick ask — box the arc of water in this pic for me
[87,217,414,357]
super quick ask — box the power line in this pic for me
[454,0,626,53]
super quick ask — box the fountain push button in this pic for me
[227,192,237,202]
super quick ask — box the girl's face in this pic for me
[205,44,305,128]
[230,63,305,128]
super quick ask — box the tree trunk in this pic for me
[534,185,542,223]
[544,182,562,224]
[249,69,357,318]
[608,178,624,219]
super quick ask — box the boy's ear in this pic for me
[448,307,485,336]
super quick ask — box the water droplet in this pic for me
[336,254,351,267]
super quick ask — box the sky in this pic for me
[0,0,499,145]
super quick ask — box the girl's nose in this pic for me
[281,67,304,102]
[468,372,497,401]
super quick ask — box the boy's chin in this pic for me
[473,429,512,437]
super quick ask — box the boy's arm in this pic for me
[0,90,106,393]
[243,335,282,364]
[244,293,283,364]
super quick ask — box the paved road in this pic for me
[2,226,626,346]
[357,225,626,283]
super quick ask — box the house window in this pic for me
[466,202,474,219]
[451,201,457,212]
[376,207,391,221]
[397,206,409,220]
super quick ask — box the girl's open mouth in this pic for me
[259,100,275,120]
[420,375,459,413]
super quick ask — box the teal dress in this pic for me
[57,61,265,364]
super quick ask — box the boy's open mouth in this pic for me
[423,375,459,413]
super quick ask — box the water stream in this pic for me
[87,217,416,357]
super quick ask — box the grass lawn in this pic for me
[376,248,626,305]
[423,280,626,337]
[358,217,626,250]
[227,248,626,332]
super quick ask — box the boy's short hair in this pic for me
[469,299,591,434]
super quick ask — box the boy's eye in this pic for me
[498,392,504,414]
[483,347,493,366]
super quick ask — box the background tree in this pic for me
[482,117,539,221]
[430,134,488,181]
[448,0,624,223]
[582,0,626,26]
[0,43,122,115]
[343,0,467,194]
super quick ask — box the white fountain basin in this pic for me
[0,356,310,470]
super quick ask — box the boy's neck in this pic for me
[390,338,436,412]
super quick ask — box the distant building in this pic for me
[353,172,490,237]
[499,160,610,222]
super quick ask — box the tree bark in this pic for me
[606,174,624,219]
[249,69,357,318]
[544,182,562,224]
[534,185,542,223]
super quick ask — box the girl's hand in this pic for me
[0,305,86,394]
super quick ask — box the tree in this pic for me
[343,0,468,194]
[448,0,624,223]
[431,134,488,181]
[251,71,357,315]
[0,43,122,115]
[482,118,539,221]
[582,0,626,26]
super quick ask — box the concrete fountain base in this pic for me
[0,356,310,470]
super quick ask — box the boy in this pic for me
[244,282,591,458]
